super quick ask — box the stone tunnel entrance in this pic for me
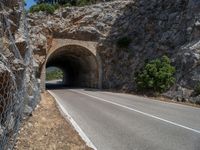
[44,45,100,89]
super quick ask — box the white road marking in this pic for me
[101,91,200,110]
[71,89,200,134]
[48,90,98,150]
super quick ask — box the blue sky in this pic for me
[25,0,36,9]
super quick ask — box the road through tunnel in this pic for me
[46,45,99,89]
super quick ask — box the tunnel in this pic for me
[45,45,99,89]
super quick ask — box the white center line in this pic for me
[71,89,200,134]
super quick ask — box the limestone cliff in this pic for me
[0,0,40,149]
[29,0,200,103]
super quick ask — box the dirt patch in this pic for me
[15,92,93,150]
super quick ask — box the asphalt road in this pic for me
[49,88,200,150]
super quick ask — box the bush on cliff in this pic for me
[136,56,176,93]
[29,3,57,14]
[76,0,96,6]
[194,82,200,96]
[35,0,103,7]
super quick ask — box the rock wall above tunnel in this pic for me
[29,0,200,103]
[28,0,131,55]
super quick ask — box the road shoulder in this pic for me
[15,92,93,150]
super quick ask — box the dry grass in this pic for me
[15,92,93,150]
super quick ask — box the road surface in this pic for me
[49,88,200,150]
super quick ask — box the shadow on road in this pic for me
[46,80,67,90]
[46,80,115,93]
[46,83,67,90]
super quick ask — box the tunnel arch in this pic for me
[42,44,101,90]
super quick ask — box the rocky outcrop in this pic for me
[28,0,131,67]
[99,0,200,103]
[29,0,200,104]
[0,0,40,149]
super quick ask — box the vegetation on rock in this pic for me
[76,0,96,6]
[29,3,57,14]
[29,0,100,13]
[34,0,104,7]
[194,82,200,96]
[136,56,176,93]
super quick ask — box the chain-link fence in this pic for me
[0,0,40,149]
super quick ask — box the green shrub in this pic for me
[29,3,56,14]
[136,55,176,93]
[53,3,60,9]
[63,3,72,7]
[117,36,132,48]
[194,82,200,96]
[76,0,95,6]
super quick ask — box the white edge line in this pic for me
[71,90,200,134]
[94,90,200,110]
[47,90,97,150]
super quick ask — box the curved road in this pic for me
[49,88,200,150]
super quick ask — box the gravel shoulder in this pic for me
[15,92,93,150]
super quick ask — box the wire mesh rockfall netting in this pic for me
[0,0,40,149]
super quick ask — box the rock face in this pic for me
[0,0,40,149]
[28,0,131,66]
[29,0,200,103]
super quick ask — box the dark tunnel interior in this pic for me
[46,45,99,89]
